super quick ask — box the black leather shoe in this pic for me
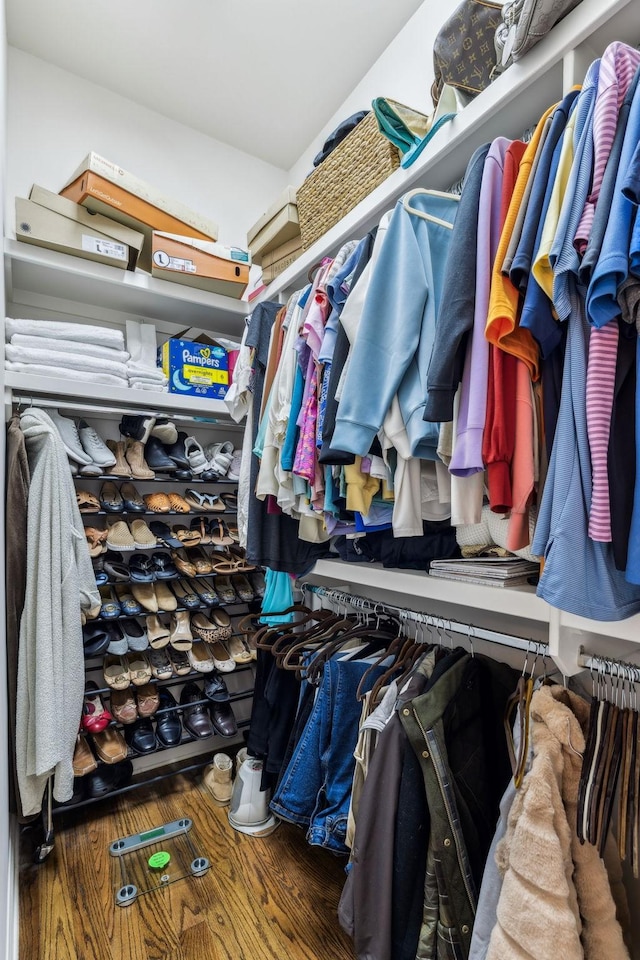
[86,759,134,798]
[144,436,177,472]
[180,682,214,739]
[203,673,230,703]
[174,468,193,481]
[162,431,190,469]
[124,718,157,754]
[156,689,183,747]
[209,700,238,738]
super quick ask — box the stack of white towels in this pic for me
[4,318,168,392]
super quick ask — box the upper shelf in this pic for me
[262,0,638,301]
[4,238,248,338]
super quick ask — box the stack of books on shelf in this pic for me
[429,557,539,588]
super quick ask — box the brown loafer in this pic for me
[92,727,129,764]
[73,733,97,776]
[171,548,197,578]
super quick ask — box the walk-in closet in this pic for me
[5,0,640,958]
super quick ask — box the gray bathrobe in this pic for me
[16,408,99,816]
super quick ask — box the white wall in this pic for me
[6,47,289,249]
[287,0,460,186]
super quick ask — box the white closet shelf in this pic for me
[4,370,235,420]
[261,0,638,301]
[4,239,248,337]
[308,559,551,623]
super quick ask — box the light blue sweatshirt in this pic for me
[331,192,458,459]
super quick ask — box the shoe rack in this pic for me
[20,398,260,815]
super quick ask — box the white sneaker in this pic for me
[78,420,117,467]
[79,462,103,477]
[227,450,242,481]
[50,411,92,464]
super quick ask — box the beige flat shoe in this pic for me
[131,582,159,613]
[103,654,130,690]
[227,635,253,664]
[187,641,214,673]
[169,610,193,650]
[126,650,153,685]
[106,520,136,551]
[145,614,170,649]
[130,519,157,548]
[155,581,177,612]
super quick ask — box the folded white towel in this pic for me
[10,334,130,364]
[126,361,167,380]
[6,344,129,379]
[6,318,125,350]
[130,382,168,392]
[5,361,128,387]
[128,371,168,382]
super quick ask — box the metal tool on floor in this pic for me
[109,817,210,906]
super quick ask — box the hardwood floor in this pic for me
[18,771,356,960]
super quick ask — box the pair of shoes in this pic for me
[105,439,155,479]
[110,683,159,724]
[147,647,191,679]
[184,489,226,513]
[75,728,129,770]
[50,411,116,470]
[127,551,178,581]
[103,650,154,688]
[81,681,113,733]
[120,415,178,446]
[85,526,108,558]
[180,682,236,739]
[143,491,191,513]
[99,481,145,513]
[106,519,157,551]
[140,611,191,650]
[127,581,177,614]
[85,617,148,653]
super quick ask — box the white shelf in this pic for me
[262,0,639,301]
[4,370,236,420]
[308,559,550,623]
[4,238,248,338]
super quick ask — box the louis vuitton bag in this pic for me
[431,0,503,107]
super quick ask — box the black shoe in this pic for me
[180,682,214,739]
[144,436,178,472]
[209,701,238,738]
[203,673,230,703]
[120,415,156,444]
[83,624,111,658]
[124,718,157,754]
[162,431,190,469]
[174,468,193,481]
[155,689,183,747]
[86,759,134,798]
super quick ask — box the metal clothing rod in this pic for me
[576,646,640,679]
[11,394,242,428]
[303,584,547,655]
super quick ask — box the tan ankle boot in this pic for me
[125,439,155,479]
[204,753,233,805]
[105,439,131,477]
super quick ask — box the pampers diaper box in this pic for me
[160,339,229,400]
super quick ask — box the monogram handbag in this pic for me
[493,0,582,73]
[431,0,503,108]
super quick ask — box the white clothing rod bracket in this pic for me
[303,583,548,656]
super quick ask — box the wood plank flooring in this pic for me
[18,771,356,960]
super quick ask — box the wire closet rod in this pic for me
[576,646,640,678]
[303,583,547,655]
[11,394,242,428]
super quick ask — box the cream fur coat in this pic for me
[486,684,629,960]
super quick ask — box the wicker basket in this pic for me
[297,112,400,250]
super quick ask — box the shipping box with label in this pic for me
[16,185,144,270]
[160,338,229,400]
[151,233,250,298]
[61,168,219,272]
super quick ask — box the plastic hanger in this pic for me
[401,187,460,228]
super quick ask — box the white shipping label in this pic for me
[153,250,197,273]
[82,235,128,261]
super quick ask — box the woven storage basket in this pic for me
[297,112,400,250]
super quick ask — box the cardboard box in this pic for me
[63,153,219,242]
[160,338,229,400]
[151,232,250,298]
[61,172,218,272]
[16,185,144,270]
[261,237,304,284]
[247,185,299,262]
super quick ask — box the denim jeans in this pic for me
[270,655,386,853]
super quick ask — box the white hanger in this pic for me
[402,187,460,229]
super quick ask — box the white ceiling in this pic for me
[7,0,423,170]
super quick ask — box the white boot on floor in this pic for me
[228,756,278,837]
[204,752,233,806]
